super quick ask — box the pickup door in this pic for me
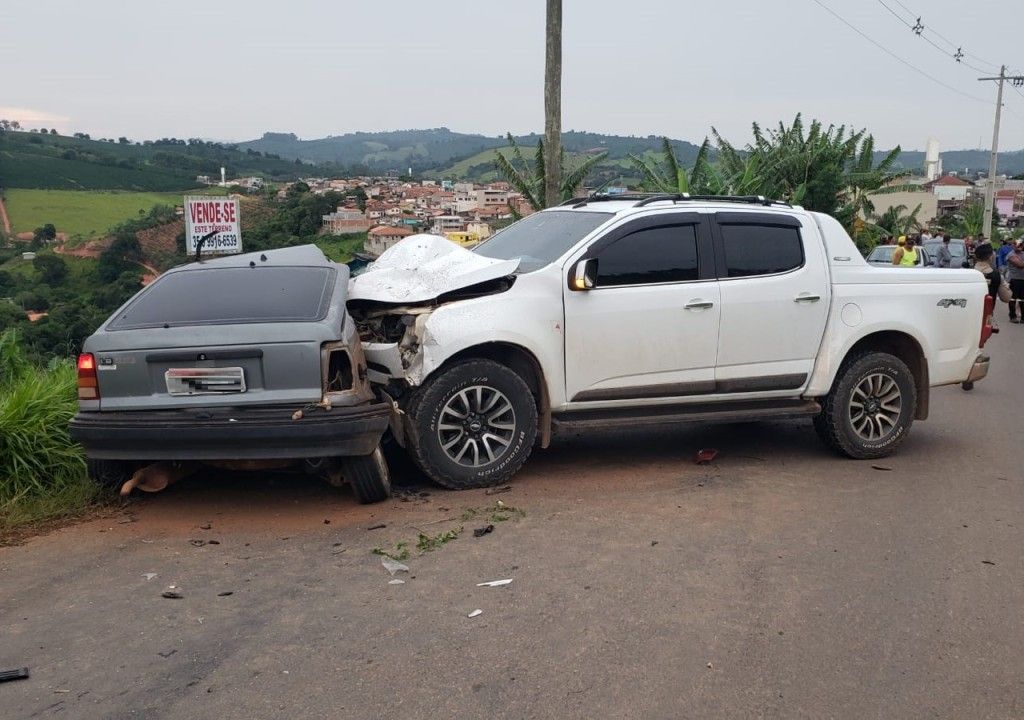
[711,212,830,391]
[562,212,720,402]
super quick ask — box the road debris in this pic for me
[473,525,494,538]
[0,668,29,683]
[468,609,483,618]
[388,579,406,585]
[217,591,234,597]
[871,465,893,472]
[199,523,212,530]
[476,579,513,587]
[366,523,387,531]
[381,557,410,576]
[706,662,714,670]
[161,591,183,599]
[696,449,718,465]
[982,560,996,565]
[485,485,513,495]
[142,573,158,581]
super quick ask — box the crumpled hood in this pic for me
[349,233,520,304]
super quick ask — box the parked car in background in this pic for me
[350,195,993,490]
[70,245,393,503]
[866,244,932,267]
[922,238,971,268]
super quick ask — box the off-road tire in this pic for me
[814,351,916,459]
[406,359,538,489]
[341,448,392,504]
[86,459,134,489]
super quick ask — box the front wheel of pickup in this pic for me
[341,448,392,504]
[814,351,917,460]
[407,359,537,490]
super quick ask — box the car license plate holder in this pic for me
[165,367,246,395]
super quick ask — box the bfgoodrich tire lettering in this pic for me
[407,359,538,489]
[814,351,917,459]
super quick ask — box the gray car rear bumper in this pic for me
[70,402,390,461]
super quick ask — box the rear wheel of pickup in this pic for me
[406,359,537,489]
[814,351,916,459]
[86,459,135,490]
[341,448,392,504]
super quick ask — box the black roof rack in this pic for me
[561,192,793,210]
[561,193,657,208]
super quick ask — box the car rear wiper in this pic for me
[195,230,220,263]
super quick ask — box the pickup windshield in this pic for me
[474,210,612,273]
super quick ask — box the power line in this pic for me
[875,0,998,75]
[808,0,991,105]
[886,0,1008,73]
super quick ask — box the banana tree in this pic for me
[493,133,607,210]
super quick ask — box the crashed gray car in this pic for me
[69,245,392,503]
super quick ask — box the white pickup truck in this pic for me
[349,195,994,489]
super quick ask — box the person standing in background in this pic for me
[1007,240,1024,324]
[997,239,1014,278]
[935,234,953,268]
[893,235,919,266]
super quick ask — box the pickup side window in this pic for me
[593,224,699,287]
[719,223,804,278]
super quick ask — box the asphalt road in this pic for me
[3,329,1022,719]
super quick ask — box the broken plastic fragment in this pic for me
[476,579,513,587]
[695,449,718,465]
[142,573,158,581]
[468,609,483,618]
[388,579,406,585]
[381,557,410,576]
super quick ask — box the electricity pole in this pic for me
[978,66,1024,241]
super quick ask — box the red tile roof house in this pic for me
[364,225,414,256]
[924,175,971,202]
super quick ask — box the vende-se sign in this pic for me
[184,196,242,255]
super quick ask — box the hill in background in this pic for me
[237,127,1024,180]
[0,130,329,192]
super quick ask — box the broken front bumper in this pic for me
[967,354,990,384]
[70,402,391,461]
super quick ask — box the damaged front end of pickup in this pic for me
[347,234,519,393]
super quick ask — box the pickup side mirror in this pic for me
[568,258,598,291]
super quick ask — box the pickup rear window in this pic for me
[108,266,335,330]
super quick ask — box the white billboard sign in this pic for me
[184,196,242,255]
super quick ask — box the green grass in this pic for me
[315,233,367,262]
[0,329,102,535]
[4,188,223,240]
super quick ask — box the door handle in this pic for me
[794,294,821,303]
[684,300,714,310]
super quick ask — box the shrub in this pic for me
[0,330,97,532]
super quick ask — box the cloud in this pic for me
[0,106,71,132]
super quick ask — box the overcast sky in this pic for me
[3,0,1023,152]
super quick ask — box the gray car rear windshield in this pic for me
[108,266,335,330]
[474,210,612,273]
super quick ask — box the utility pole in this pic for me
[978,67,1024,241]
[543,0,562,208]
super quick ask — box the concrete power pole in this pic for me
[543,0,562,209]
[978,67,1024,241]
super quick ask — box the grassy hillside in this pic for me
[5,188,227,241]
[0,130,330,191]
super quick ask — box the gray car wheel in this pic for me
[341,448,391,504]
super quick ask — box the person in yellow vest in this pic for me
[892,235,918,266]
